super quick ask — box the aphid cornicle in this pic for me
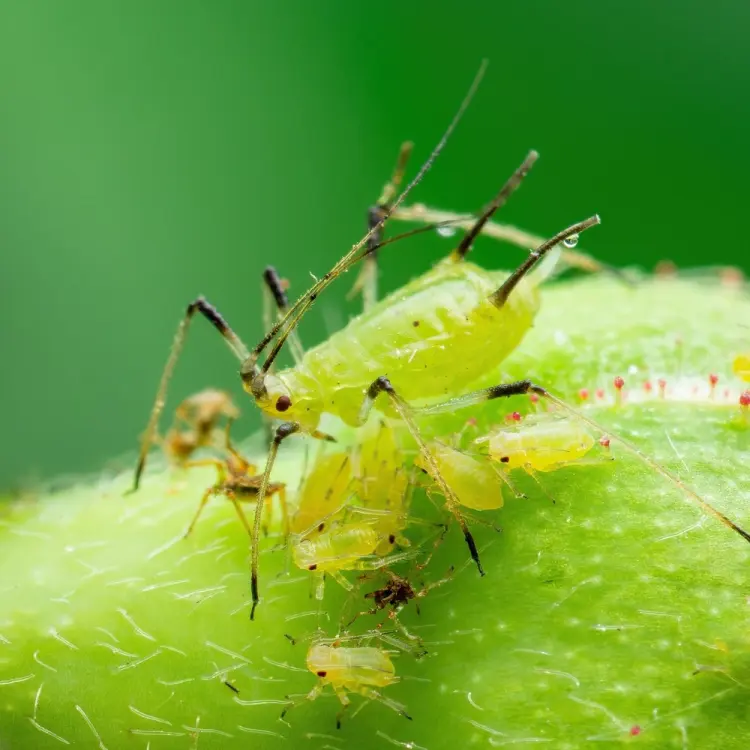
[281,640,410,729]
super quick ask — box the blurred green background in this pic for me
[1,0,749,488]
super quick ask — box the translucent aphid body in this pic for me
[289,451,352,537]
[292,524,380,572]
[485,417,596,472]
[417,441,507,511]
[289,426,414,593]
[307,643,398,690]
[282,641,409,727]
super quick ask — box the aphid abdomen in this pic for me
[298,262,540,426]
[292,523,379,572]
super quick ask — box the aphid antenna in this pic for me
[250,60,489,377]
[539,390,750,544]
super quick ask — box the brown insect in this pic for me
[182,418,288,539]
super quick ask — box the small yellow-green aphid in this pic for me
[481,415,596,473]
[416,441,508,512]
[282,639,410,729]
[288,427,415,597]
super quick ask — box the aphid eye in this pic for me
[388,534,396,544]
[500,456,510,463]
[316,671,327,677]
[318,522,325,532]
[275,395,292,412]
[308,564,318,571]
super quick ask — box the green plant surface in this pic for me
[1,275,750,749]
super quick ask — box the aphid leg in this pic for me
[131,297,252,493]
[280,683,323,724]
[325,569,353,593]
[360,687,412,722]
[359,376,485,576]
[451,150,539,261]
[334,688,352,729]
[251,421,301,620]
[490,464,526,499]
[222,418,257,474]
[350,141,414,312]
[423,378,750,544]
[183,487,221,538]
[181,458,227,537]
[539,389,750,544]
[523,465,556,504]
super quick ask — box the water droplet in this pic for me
[562,233,579,249]
[437,225,456,238]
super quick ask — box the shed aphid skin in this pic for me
[182,418,288,540]
[161,389,239,466]
[347,568,453,643]
[281,639,410,729]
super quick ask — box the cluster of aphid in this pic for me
[128,63,750,726]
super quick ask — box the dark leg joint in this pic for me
[275,422,300,442]
[367,376,395,400]
[486,380,534,401]
[187,296,229,336]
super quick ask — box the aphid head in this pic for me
[244,372,322,430]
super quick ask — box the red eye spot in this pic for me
[595,388,605,400]
[578,388,589,401]
[275,395,292,412]
[629,725,641,737]
[613,376,625,391]
[740,391,750,407]
[709,373,719,387]
[599,436,611,448]
[510,411,522,422]
[643,380,653,393]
